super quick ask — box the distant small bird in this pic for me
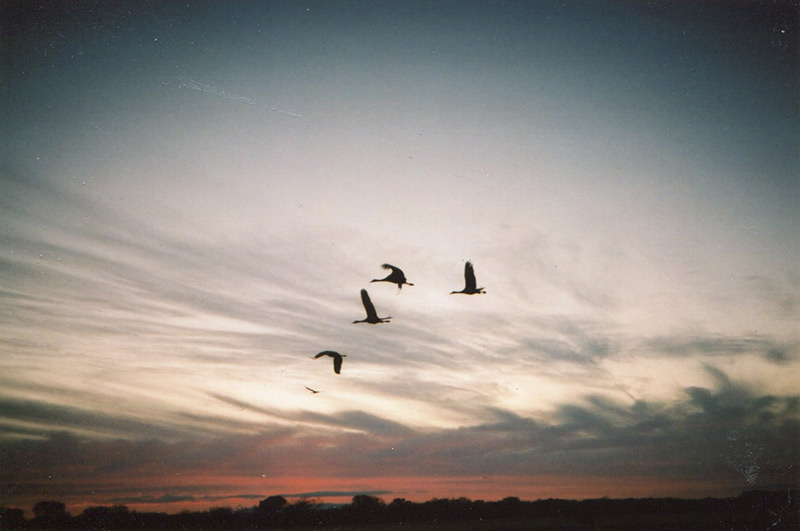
[371,263,414,289]
[305,386,321,394]
[312,351,346,374]
[353,289,391,324]
[451,261,486,295]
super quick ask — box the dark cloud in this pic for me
[113,494,197,505]
[0,397,192,441]
[520,335,608,364]
[281,490,392,499]
[2,367,797,510]
[206,391,413,436]
[300,411,414,437]
[110,493,267,505]
[641,335,797,364]
[766,347,792,365]
[204,392,289,422]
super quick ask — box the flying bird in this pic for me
[312,351,346,374]
[451,261,486,295]
[305,386,321,394]
[353,289,391,324]
[371,263,414,289]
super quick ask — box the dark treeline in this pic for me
[1,490,797,530]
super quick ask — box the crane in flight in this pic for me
[370,263,414,290]
[451,261,486,295]
[312,351,346,374]
[353,289,391,324]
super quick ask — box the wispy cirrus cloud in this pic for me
[2,0,798,517]
[639,335,797,366]
[2,366,796,512]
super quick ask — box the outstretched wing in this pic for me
[314,350,335,360]
[332,354,343,374]
[382,263,408,286]
[361,289,378,319]
[464,261,477,290]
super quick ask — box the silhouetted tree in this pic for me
[79,505,130,529]
[32,500,71,528]
[257,495,287,515]
[206,506,234,528]
[387,497,414,523]
[280,498,319,527]
[14,491,793,530]
[449,497,473,520]
[498,496,523,518]
[349,494,385,523]
[0,506,26,529]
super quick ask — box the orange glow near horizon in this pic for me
[35,473,747,518]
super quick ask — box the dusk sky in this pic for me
[2,0,798,516]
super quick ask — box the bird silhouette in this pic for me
[370,263,414,289]
[451,261,486,294]
[305,386,321,394]
[312,351,346,374]
[353,289,391,324]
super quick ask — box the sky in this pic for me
[1,0,799,517]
